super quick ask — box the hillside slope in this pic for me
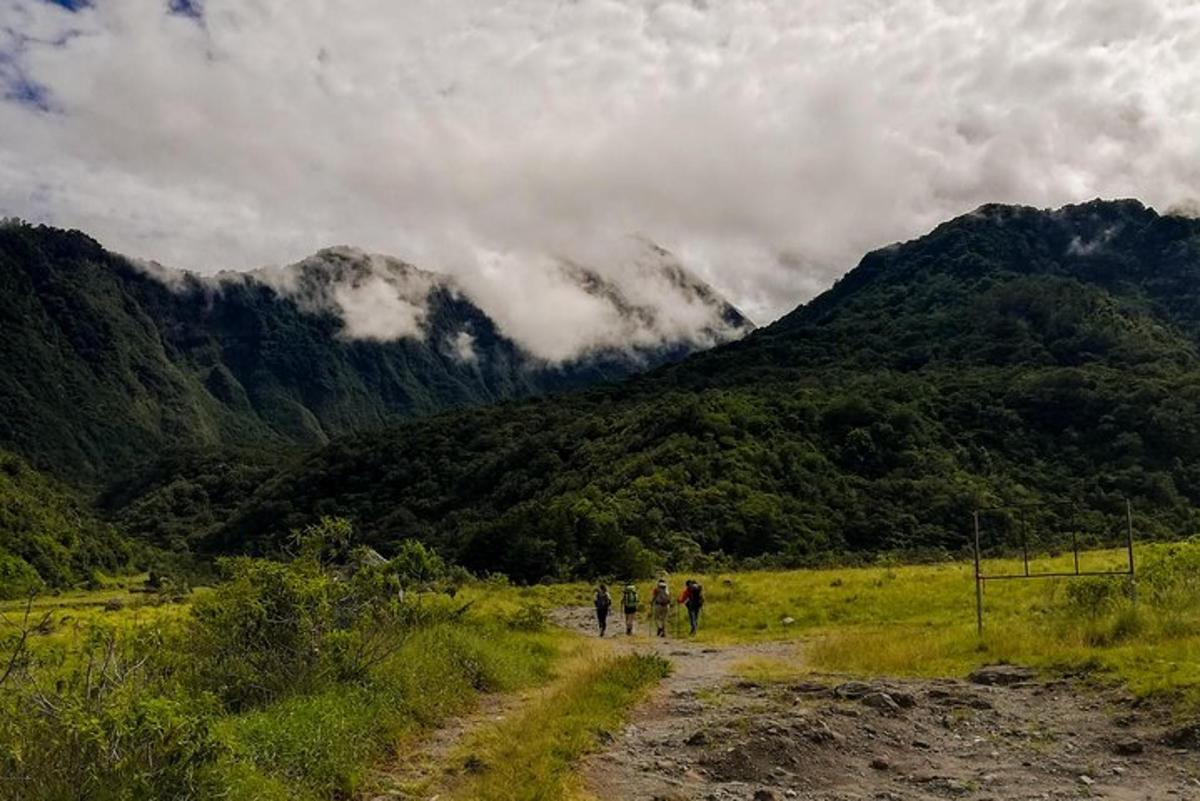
[180,200,1200,581]
[0,451,130,597]
[0,223,750,481]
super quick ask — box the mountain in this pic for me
[159,199,1200,581]
[0,222,751,481]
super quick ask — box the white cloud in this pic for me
[2,0,1199,350]
[448,330,477,364]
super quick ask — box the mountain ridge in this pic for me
[160,199,1200,580]
[0,221,751,481]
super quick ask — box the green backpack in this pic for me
[622,586,639,608]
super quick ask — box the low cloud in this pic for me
[1,0,1199,348]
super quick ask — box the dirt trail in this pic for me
[365,608,1200,801]
[557,607,1200,801]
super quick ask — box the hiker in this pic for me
[594,583,612,637]
[622,583,639,635]
[678,579,704,635]
[651,578,671,637]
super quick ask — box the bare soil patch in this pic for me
[555,608,1200,801]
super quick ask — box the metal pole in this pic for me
[1126,498,1137,604]
[974,511,984,637]
[1071,507,1080,575]
[1021,508,1029,577]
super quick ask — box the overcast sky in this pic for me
[2,0,1199,336]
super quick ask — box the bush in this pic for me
[187,536,405,709]
[0,626,220,801]
[1140,540,1200,612]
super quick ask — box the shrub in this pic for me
[0,625,220,801]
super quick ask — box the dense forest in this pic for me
[96,199,1200,582]
[0,450,130,598]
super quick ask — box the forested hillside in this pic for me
[115,199,1200,581]
[0,451,130,597]
[0,223,749,481]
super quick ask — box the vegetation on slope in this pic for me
[125,199,1193,581]
[0,450,131,597]
[0,221,743,482]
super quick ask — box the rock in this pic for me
[862,692,901,712]
[753,791,777,801]
[871,756,891,771]
[969,664,1036,686]
[1113,737,1144,755]
[780,617,796,626]
[835,681,875,699]
[912,739,932,749]
[889,691,918,708]
[1078,774,1095,786]
[788,681,829,694]
[1164,723,1200,750]
[686,730,710,746]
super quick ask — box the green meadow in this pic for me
[477,541,1200,709]
[4,539,1199,801]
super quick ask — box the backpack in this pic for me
[622,586,638,608]
[690,584,704,608]
[595,590,611,610]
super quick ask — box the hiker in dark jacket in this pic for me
[594,584,612,637]
[678,579,704,635]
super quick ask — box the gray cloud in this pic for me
[2,0,1199,354]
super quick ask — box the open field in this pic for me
[5,542,1200,800]
[469,543,1200,710]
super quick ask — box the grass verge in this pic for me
[445,650,670,801]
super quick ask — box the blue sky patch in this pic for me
[168,0,204,20]
[41,0,92,11]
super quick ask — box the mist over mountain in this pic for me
[0,221,750,480]
[141,199,1200,581]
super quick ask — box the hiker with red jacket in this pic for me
[678,579,704,635]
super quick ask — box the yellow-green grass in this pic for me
[445,647,670,801]
[475,546,1200,710]
[0,578,199,662]
[214,621,569,801]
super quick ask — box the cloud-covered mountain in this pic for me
[0,221,750,480]
[166,199,1200,580]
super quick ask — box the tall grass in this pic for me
[211,622,562,800]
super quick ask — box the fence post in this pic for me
[974,510,983,637]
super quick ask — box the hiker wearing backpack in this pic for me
[621,583,639,635]
[679,579,704,635]
[594,584,612,637]
[651,578,672,637]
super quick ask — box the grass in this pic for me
[708,546,1200,710]
[473,544,1200,711]
[213,622,565,800]
[444,648,670,801]
[1,582,571,801]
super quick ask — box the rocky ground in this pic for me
[554,608,1200,801]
